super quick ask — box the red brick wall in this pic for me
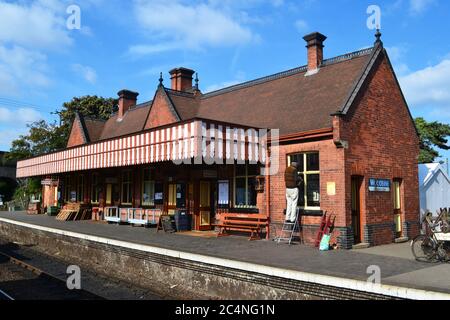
[145,90,178,129]
[42,185,57,209]
[268,139,345,245]
[265,52,420,248]
[339,53,420,245]
[67,119,86,148]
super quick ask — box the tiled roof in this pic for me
[85,46,377,142]
[82,117,106,142]
[98,101,152,140]
[197,48,374,135]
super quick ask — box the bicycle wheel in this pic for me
[411,235,437,262]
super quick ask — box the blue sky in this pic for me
[0,0,449,161]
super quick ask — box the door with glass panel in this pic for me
[106,184,112,205]
[167,183,186,216]
[198,181,212,231]
[393,179,402,238]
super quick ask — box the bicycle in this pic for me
[411,209,450,262]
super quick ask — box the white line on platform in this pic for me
[0,288,14,301]
[0,217,449,300]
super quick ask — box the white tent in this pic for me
[419,163,450,217]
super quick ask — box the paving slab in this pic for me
[0,211,448,294]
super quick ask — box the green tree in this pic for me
[57,95,117,139]
[415,117,450,163]
[7,95,116,162]
[6,96,116,205]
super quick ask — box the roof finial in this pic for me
[159,72,163,86]
[195,72,199,90]
[374,28,383,46]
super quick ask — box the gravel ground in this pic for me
[0,238,167,300]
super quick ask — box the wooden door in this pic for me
[393,179,402,238]
[351,176,363,244]
[168,183,177,216]
[199,181,212,231]
[106,184,112,205]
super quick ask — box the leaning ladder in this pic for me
[275,210,300,245]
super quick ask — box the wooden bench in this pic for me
[213,213,269,241]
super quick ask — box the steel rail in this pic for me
[0,288,14,301]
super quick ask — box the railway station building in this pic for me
[16,32,420,249]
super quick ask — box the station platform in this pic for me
[0,211,449,300]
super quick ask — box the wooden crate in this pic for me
[56,203,92,221]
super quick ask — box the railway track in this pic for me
[0,288,14,300]
[0,250,102,300]
[0,239,166,300]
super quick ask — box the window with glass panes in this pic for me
[142,168,155,206]
[91,173,100,204]
[234,164,258,208]
[121,171,133,205]
[288,153,320,209]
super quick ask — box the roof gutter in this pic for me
[270,127,334,144]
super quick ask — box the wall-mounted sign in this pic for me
[369,178,391,192]
[41,179,59,186]
[326,182,336,196]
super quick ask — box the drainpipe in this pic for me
[265,148,271,240]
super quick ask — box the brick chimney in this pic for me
[117,89,139,119]
[169,67,195,92]
[303,32,327,74]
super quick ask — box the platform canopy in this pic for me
[16,119,267,178]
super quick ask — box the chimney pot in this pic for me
[303,32,327,74]
[169,67,195,92]
[117,89,139,119]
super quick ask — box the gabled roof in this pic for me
[82,117,106,142]
[419,163,450,188]
[76,43,388,143]
[98,101,152,140]
[197,48,373,135]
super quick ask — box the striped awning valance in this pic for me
[16,119,267,178]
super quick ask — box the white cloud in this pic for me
[409,0,435,14]
[0,128,25,151]
[400,59,450,108]
[130,0,257,56]
[0,0,82,97]
[0,0,72,50]
[294,19,308,33]
[0,107,43,124]
[0,45,50,96]
[0,105,44,151]
[72,64,97,84]
[386,45,410,76]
